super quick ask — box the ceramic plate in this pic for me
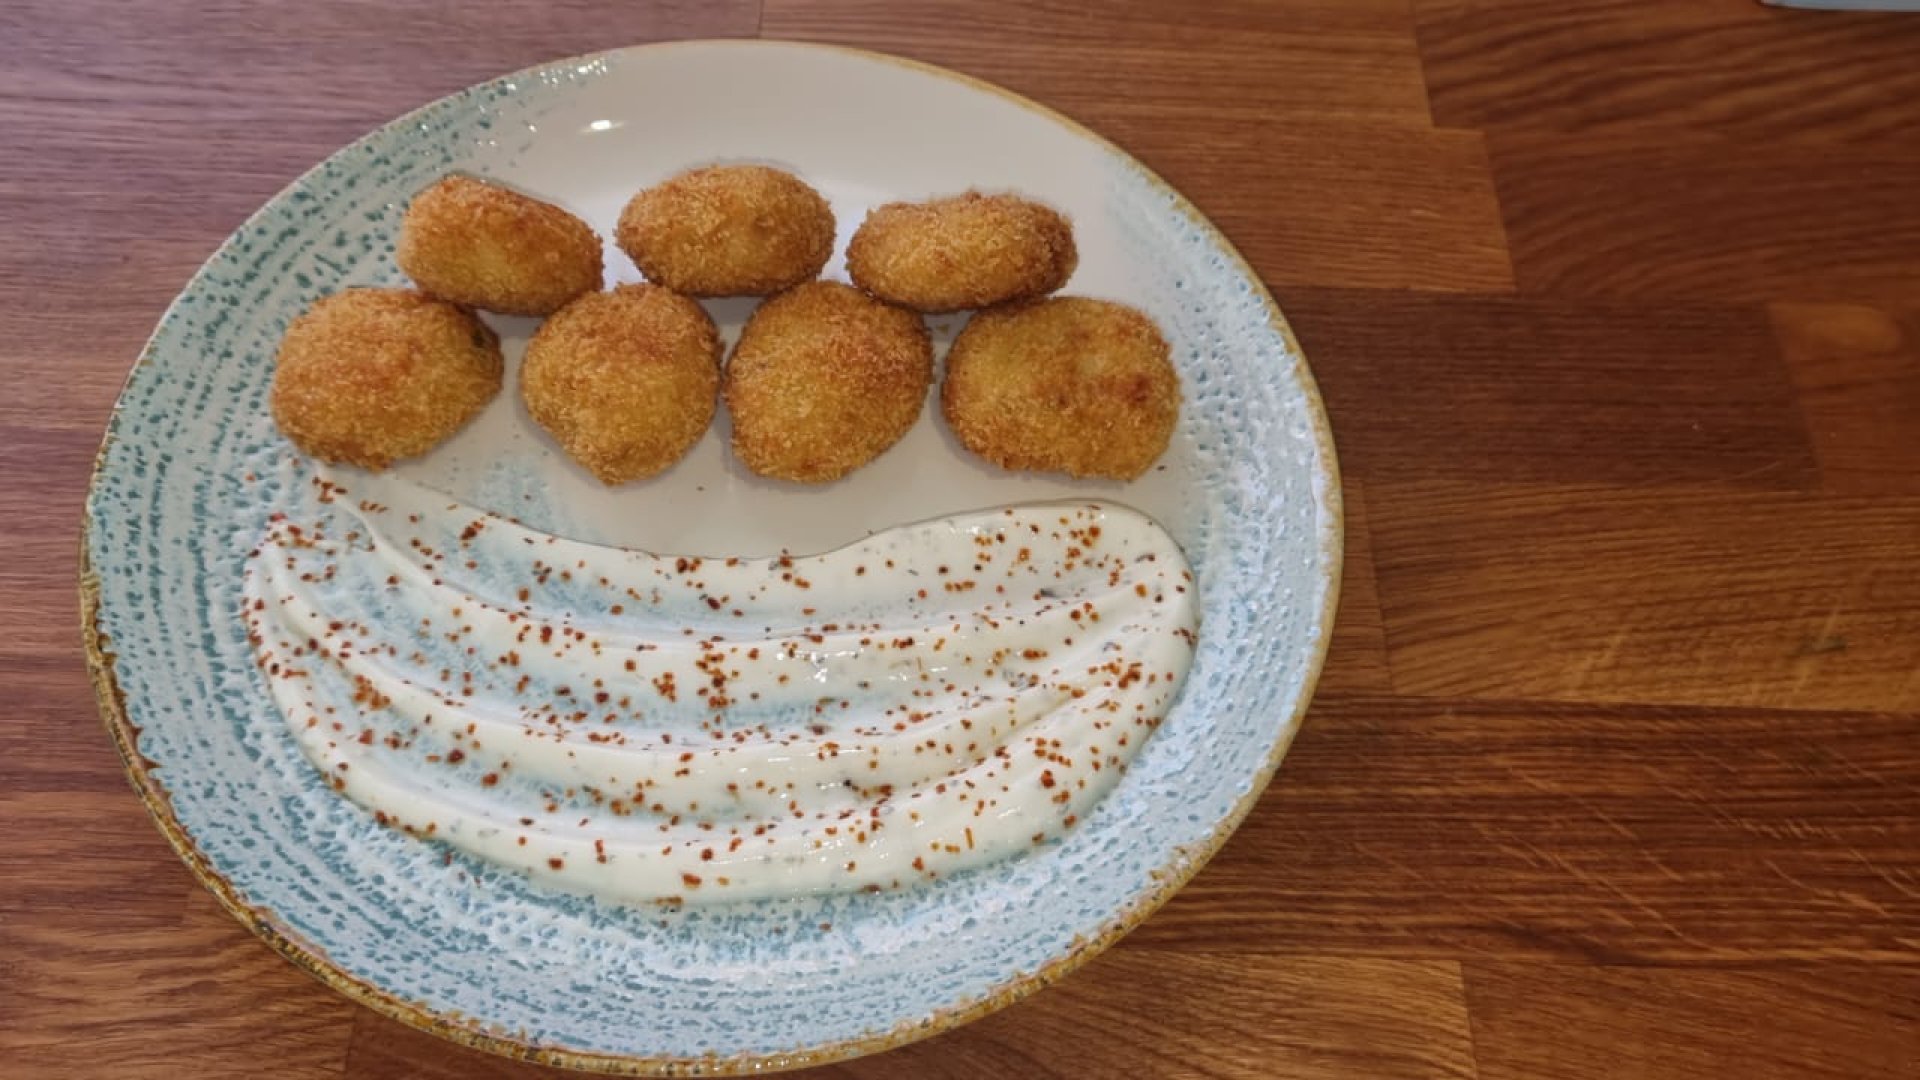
[83,39,1340,1074]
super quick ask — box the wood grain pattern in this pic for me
[1284,288,1817,486]
[763,0,1436,125]
[1369,483,1920,709]
[0,792,200,929]
[345,955,1478,1080]
[1416,0,1920,141]
[807,954,1479,1080]
[1772,302,1920,495]
[6,1,1920,1077]
[1095,117,1514,293]
[0,428,101,665]
[1130,697,1920,962]
[1316,479,1394,697]
[2,889,361,1080]
[1491,131,1920,302]
[766,2,1519,293]
[1464,965,1920,1079]
[2,658,136,791]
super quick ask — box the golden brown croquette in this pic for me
[941,297,1178,480]
[615,165,834,297]
[397,175,603,316]
[724,281,932,483]
[846,191,1076,313]
[270,288,503,470]
[520,284,722,485]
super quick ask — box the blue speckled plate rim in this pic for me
[78,38,1344,1076]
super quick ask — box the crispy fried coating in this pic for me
[270,288,503,470]
[615,165,834,297]
[520,284,721,485]
[846,191,1076,313]
[397,175,603,316]
[941,298,1178,480]
[724,281,933,483]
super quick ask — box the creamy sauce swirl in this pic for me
[243,470,1198,904]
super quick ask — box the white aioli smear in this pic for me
[243,469,1198,905]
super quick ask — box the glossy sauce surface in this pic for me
[243,469,1198,904]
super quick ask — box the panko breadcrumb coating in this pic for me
[846,191,1076,313]
[270,288,502,470]
[725,281,933,483]
[520,284,721,485]
[615,165,834,297]
[942,297,1178,480]
[397,175,603,316]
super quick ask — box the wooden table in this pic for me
[7,2,1920,1077]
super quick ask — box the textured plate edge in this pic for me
[76,37,1345,1077]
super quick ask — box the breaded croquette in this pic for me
[942,297,1178,480]
[520,284,721,484]
[270,288,503,470]
[397,175,603,316]
[846,191,1076,313]
[725,281,932,483]
[615,165,834,297]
